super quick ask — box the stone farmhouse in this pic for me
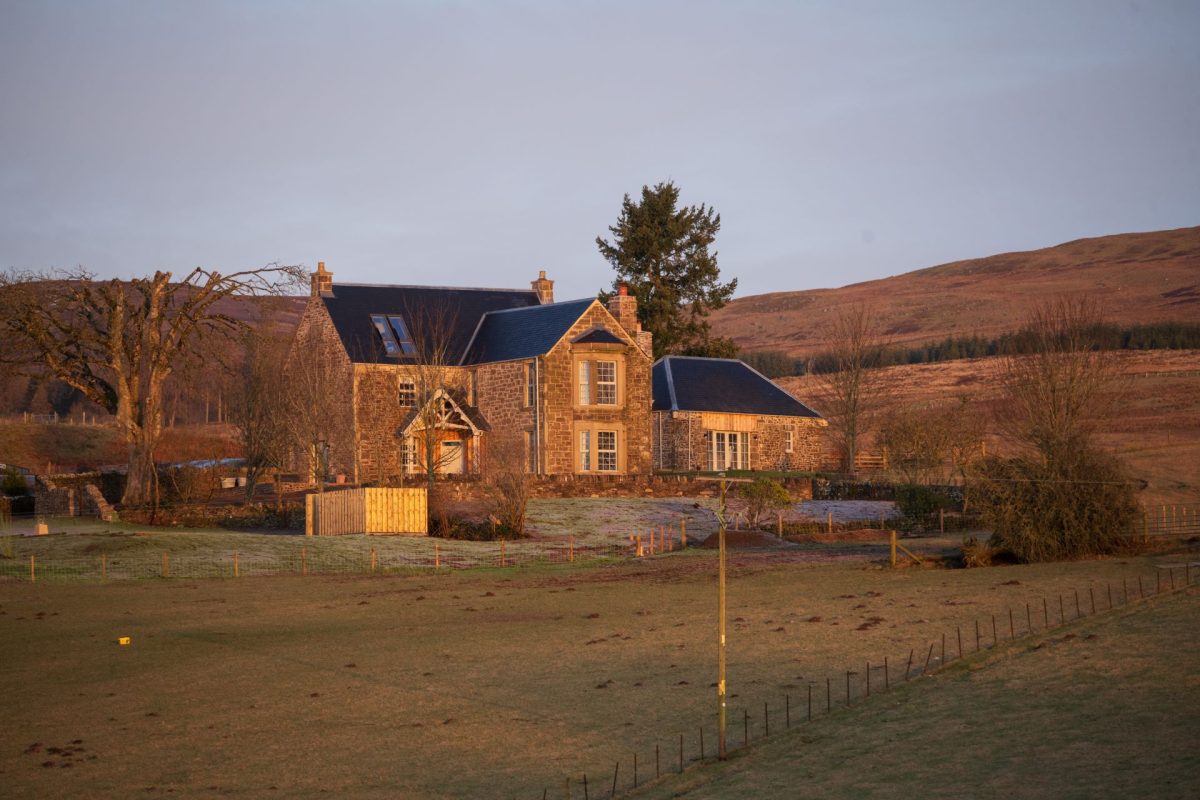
[289,263,824,483]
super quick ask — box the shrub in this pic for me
[2,466,29,497]
[895,485,956,521]
[960,536,997,568]
[969,447,1140,562]
[738,478,792,528]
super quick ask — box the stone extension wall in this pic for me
[653,411,827,472]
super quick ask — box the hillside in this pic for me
[711,227,1200,357]
[781,349,1200,505]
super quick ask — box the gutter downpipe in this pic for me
[535,357,542,475]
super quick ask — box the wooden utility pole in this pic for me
[717,474,728,760]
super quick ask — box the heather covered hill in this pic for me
[711,227,1200,357]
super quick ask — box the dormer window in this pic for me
[370,314,417,357]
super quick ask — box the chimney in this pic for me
[607,284,653,355]
[531,270,554,304]
[311,261,333,296]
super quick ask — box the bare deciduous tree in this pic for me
[483,429,532,536]
[973,297,1136,561]
[285,322,354,490]
[227,327,293,503]
[0,265,304,505]
[997,297,1121,458]
[400,302,468,494]
[814,304,886,475]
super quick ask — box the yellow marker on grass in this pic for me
[118,637,131,646]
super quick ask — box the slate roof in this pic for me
[320,284,542,364]
[573,328,625,345]
[652,356,822,418]
[461,298,598,364]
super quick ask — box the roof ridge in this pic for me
[332,282,537,293]
[479,297,595,315]
[663,355,744,363]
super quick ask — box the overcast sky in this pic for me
[2,0,1197,300]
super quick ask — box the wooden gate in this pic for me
[305,488,428,536]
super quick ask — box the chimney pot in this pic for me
[618,284,628,297]
[531,270,554,304]
[311,261,333,296]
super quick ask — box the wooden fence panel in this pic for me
[308,487,427,536]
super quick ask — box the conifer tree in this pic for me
[596,181,737,358]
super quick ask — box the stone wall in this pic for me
[653,411,827,472]
[538,303,653,475]
[354,363,474,481]
[435,473,814,501]
[34,473,118,520]
[474,359,535,467]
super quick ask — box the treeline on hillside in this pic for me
[740,321,1200,378]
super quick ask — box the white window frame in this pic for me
[710,431,748,471]
[526,361,537,408]
[578,361,592,405]
[785,430,794,453]
[596,430,618,472]
[398,379,416,407]
[400,436,417,472]
[595,361,617,405]
[579,430,591,471]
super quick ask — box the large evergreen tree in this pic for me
[596,181,737,358]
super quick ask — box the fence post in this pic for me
[306,493,315,537]
[889,530,897,569]
[162,551,169,579]
[30,554,35,583]
[827,510,833,534]
[680,519,686,549]
[939,507,944,534]
[301,545,308,576]
[370,546,377,574]
[435,542,440,569]
[234,550,240,578]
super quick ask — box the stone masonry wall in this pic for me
[355,363,472,482]
[539,303,653,475]
[474,360,534,466]
[654,411,827,472]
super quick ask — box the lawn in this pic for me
[1,545,1193,799]
[0,497,939,581]
[633,584,1200,800]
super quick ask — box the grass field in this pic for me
[2,545,1194,799]
[635,585,1200,800]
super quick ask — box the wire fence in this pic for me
[0,528,694,582]
[534,561,1199,799]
